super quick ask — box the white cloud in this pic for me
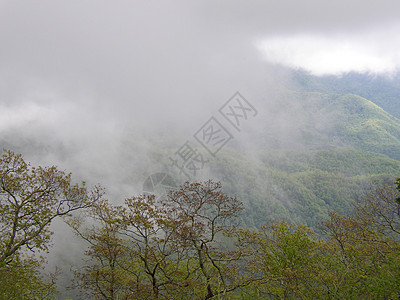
[256,24,400,75]
[0,102,52,131]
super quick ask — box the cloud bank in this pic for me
[1,0,400,190]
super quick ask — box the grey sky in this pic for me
[1,1,399,108]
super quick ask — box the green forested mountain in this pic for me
[322,94,400,160]
[291,70,400,119]
[286,91,400,160]
[204,72,400,228]
[211,148,400,229]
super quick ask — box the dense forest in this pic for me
[1,150,400,299]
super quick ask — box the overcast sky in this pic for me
[1,0,400,189]
[1,0,399,117]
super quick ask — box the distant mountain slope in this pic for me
[211,148,400,228]
[268,91,400,160]
[211,81,400,227]
[291,70,400,119]
[317,93,400,160]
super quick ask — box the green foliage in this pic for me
[0,257,57,299]
[3,153,400,299]
[68,178,400,299]
[0,150,101,297]
[71,181,246,299]
[236,180,400,299]
[238,222,323,299]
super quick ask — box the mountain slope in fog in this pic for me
[292,70,400,119]
[282,91,400,160]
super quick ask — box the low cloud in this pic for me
[256,23,400,75]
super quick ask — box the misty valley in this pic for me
[1,70,400,299]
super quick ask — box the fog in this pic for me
[2,1,400,186]
[1,0,399,213]
[1,1,400,295]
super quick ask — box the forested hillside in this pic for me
[212,148,400,228]
[258,89,400,160]
[207,73,400,228]
[292,70,400,119]
[1,153,400,299]
[1,70,400,298]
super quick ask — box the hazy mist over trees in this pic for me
[1,1,400,298]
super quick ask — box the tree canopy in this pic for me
[0,150,101,299]
[1,150,400,299]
